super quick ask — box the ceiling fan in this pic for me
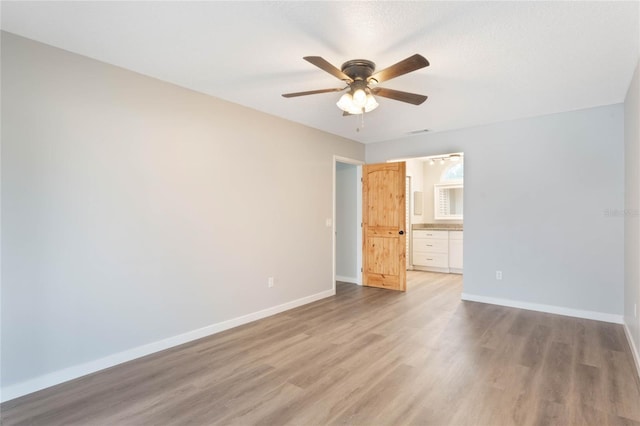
[282,54,429,115]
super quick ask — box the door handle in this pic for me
[399,230,404,235]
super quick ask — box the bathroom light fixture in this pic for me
[426,154,464,165]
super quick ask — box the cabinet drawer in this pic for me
[412,230,448,240]
[413,238,448,253]
[413,252,449,267]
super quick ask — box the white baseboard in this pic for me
[1,288,336,403]
[623,322,640,380]
[461,293,624,324]
[336,275,360,285]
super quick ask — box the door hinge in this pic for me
[361,177,363,183]
[361,222,363,227]
[361,267,363,272]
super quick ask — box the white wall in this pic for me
[335,162,358,282]
[367,104,625,320]
[624,58,640,373]
[405,159,425,225]
[0,32,364,398]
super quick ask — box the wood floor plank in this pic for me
[602,349,640,420]
[538,341,573,404]
[2,271,639,425]
[575,318,605,368]
[574,363,605,412]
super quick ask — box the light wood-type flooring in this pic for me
[2,271,640,425]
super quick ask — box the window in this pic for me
[441,163,463,181]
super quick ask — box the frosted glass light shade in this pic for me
[352,89,367,108]
[337,93,354,110]
[364,94,378,112]
[336,91,379,115]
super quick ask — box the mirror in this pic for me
[434,183,463,220]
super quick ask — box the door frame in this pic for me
[333,155,365,293]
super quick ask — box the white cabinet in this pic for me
[448,231,463,273]
[412,230,449,272]
[412,229,463,274]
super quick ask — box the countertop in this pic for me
[412,224,463,231]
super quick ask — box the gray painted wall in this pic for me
[1,33,364,389]
[624,59,640,367]
[367,105,625,316]
[335,162,358,281]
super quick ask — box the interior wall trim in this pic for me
[623,322,640,381]
[0,288,336,403]
[335,275,361,285]
[461,293,624,324]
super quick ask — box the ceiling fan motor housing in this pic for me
[341,59,376,82]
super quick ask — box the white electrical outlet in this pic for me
[496,271,503,280]
[268,277,274,288]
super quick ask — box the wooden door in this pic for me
[362,162,406,291]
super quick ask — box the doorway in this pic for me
[403,153,464,274]
[333,156,363,293]
[333,153,463,295]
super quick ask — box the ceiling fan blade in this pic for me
[371,87,428,105]
[282,87,345,98]
[304,56,352,82]
[369,54,429,84]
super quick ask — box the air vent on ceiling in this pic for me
[407,129,430,135]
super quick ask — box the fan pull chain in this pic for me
[356,109,365,132]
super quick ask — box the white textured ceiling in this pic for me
[2,1,639,144]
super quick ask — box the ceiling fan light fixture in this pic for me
[337,94,363,115]
[336,90,379,115]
